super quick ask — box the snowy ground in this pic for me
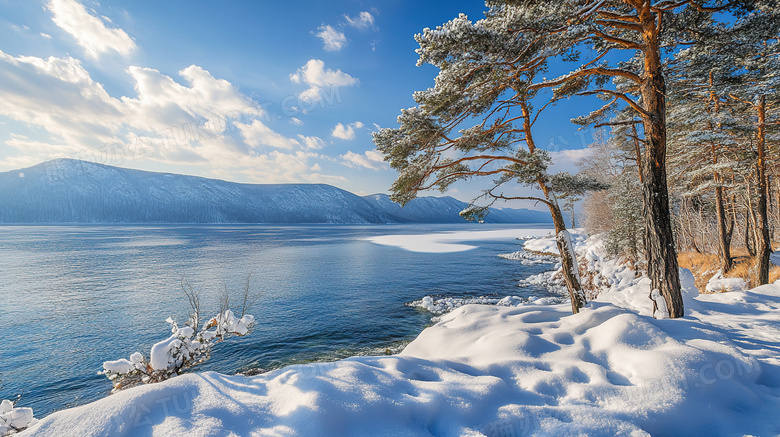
[705,271,748,293]
[19,235,780,436]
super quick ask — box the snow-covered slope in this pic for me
[0,160,554,224]
[22,235,780,436]
[0,159,393,224]
[363,193,552,224]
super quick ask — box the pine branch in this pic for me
[579,89,650,117]
[430,155,529,172]
[595,19,643,32]
[588,30,645,50]
[596,10,641,23]
[530,67,643,91]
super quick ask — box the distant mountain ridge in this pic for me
[0,159,552,224]
[362,193,552,224]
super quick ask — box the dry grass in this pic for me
[677,252,720,292]
[678,250,780,293]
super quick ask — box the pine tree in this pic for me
[373,12,605,314]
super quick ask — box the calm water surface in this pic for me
[0,224,555,417]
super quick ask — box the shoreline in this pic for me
[16,232,780,436]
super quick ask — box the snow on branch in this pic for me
[100,278,261,392]
[0,399,37,436]
[101,311,255,392]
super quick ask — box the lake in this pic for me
[0,224,556,417]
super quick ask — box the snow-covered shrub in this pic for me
[101,310,255,391]
[101,277,261,392]
[0,399,38,436]
[518,232,640,302]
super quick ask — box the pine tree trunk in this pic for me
[715,185,733,272]
[639,9,684,318]
[746,208,756,257]
[746,185,760,257]
[756,96,772,285]
[632,123,644,184]
[709,74,733,273]
[774,177,780,242]
[543,188,586,314]
[520,100,586,314]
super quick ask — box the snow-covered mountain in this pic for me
[362,193,552,224]
[0,159,390,224]
[0,159,552,224]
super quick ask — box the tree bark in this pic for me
[746,204,756,257]
[756,95,772,285]
[638,6,684,318]
[709,72,733,273]
[632,123,644,184]
[544,188,587,314]
[521,100,586,314]
[715,185,733,272]
[746,184,760,257]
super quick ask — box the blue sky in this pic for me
[0,0,595,205]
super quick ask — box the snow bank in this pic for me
[497,251,557,265]
[705,271,748,293]
[409,295,529,315]
[521,229,588,255]
[771,250,780,268]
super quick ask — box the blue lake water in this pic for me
[0,224,556,417]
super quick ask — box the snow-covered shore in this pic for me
[20,235,780,436]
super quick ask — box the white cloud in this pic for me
[332,123,352,140]
[216,150,346,185]
[549,148,592,174]
[236,119,300,150]
[40,33,53,39]
[5,136,81,157]
[47,0,135,59]
[0,50,345,184]
[290,59,358,104]
[297,135,327,150]
[290,117,303,126]
[341,150,387,171]
[344,12,375,29]
[331,121,364,140]
[290,59,358,87]
[0,50,124,148]
[121,65,255,129]
[315,25,347,51]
